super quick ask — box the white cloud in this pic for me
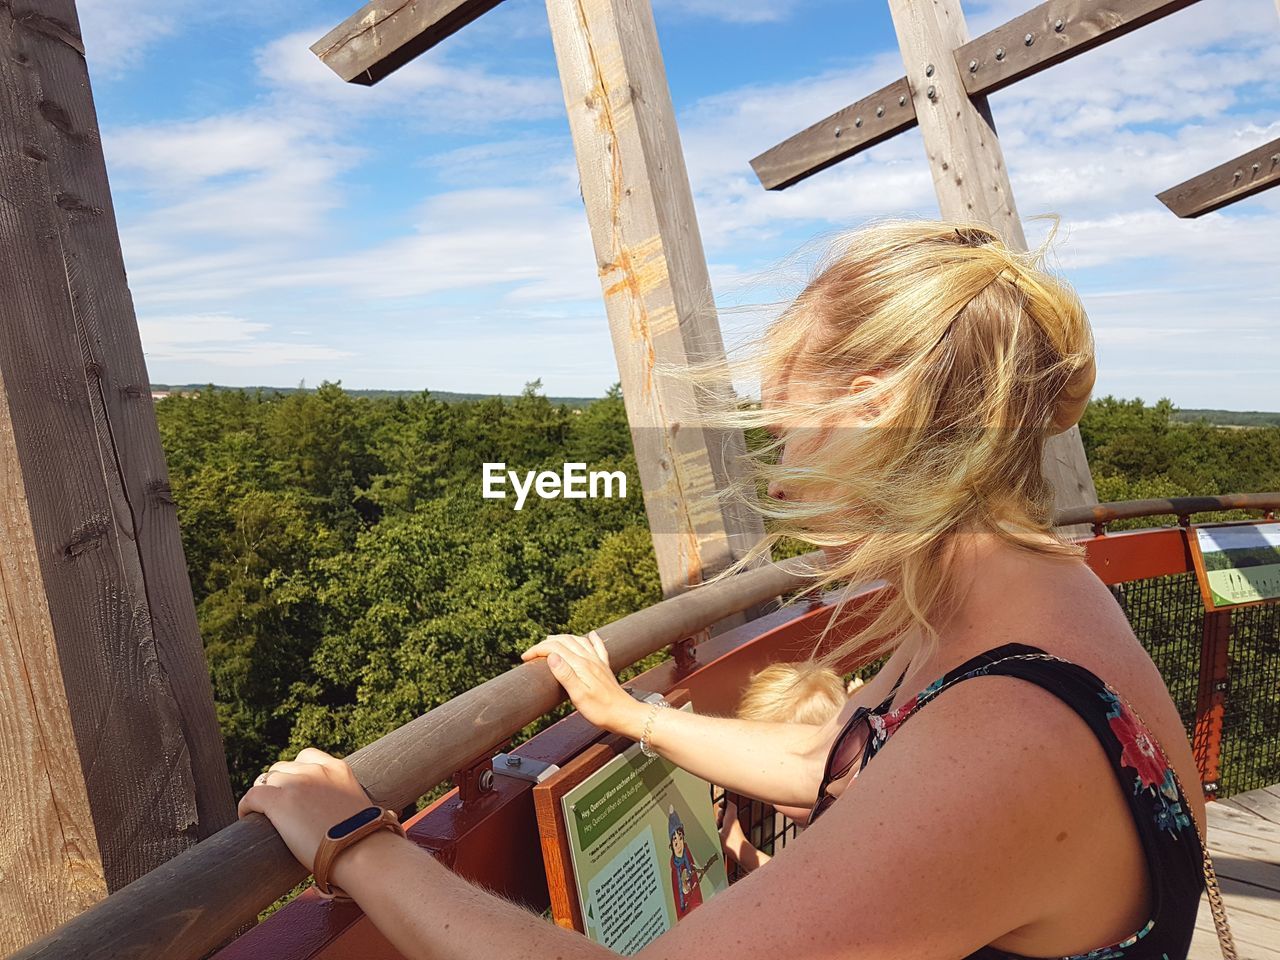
[78,0,300,77]
[266,186,600,304]
[655,0,805,24]
[105,113,360,248]
[138,314,351,367]
[77,0,184,74]
[255,29,562,130]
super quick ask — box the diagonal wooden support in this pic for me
[752,0,1203,190]
[750,77,916,192]
[312,0,505,84]
[541,0,767,597]
[1157,137,1280,218]
[955,0,1201,97]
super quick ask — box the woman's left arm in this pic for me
[241,674,1095,960]
[238,749,613,960]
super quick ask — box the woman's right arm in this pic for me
[521,631,908,808]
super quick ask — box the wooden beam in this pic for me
[0,2,236,948]
[0,365,107,955]
[1157,137,1280,218]
[956,0,1202,97]
[886,0,1098,521]
[751,77,916,191]
[543,0,767,597]
[312,0,506,85]
[753,0,1202,189]
[888,0,1027,247]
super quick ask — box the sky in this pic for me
[77,0,1280,409]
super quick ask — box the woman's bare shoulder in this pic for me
[652,673,1105,960]
[982,569,1206,834]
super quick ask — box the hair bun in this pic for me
[1050,355,1095,435]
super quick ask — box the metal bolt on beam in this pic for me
[1252,162,1261,174]
[926,85,937,100]
[898,94,907,106]
[925,63,935,77]
[672,636,699,672]
[855,116,863,127]
[995,47,1005,60]
[875,105,885,117]
[1054,18,1065,31]
[968,58,978,72]
[1024,32,1035,45]
[833,126,842,138]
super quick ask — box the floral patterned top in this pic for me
[852,641,1204,960]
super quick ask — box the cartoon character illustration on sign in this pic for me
[667,804,716,919]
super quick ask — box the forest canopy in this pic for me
[154,384,1280,794]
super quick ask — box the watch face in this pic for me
[328,806,381,840]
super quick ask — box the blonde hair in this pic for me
[687,218,1096,669]
[737,662,846,724]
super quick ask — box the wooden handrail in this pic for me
[13,492,1280,959]
[10,552,825,960]
[1054,492,1280,530]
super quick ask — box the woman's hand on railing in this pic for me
[521,630,647,739]
[525,631,830,809]
[237,747,374,880]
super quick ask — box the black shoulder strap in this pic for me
[955,647,1205,933]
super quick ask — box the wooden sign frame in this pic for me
[1187,520,1280,612]
[534,689,694,934]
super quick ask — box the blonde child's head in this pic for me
[737,661,846,725]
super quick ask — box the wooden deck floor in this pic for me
[1191,784,1280,960]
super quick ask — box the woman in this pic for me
[240,221,1212,959]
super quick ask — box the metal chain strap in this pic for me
[915,652,1237,958]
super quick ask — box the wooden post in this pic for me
[543,0,767,598]
[886,0,1098,524]
[0,1,235,949]
[1193,609,1232,796]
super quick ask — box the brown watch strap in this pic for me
[312,807,406,900]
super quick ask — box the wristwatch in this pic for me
[312,805,406,900]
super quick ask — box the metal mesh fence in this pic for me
[711,787,803,884]
[1109,574,1204,733]
[1221,599,1280,795]
[1112,572,1279,797]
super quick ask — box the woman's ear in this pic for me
[847,372,885,423]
